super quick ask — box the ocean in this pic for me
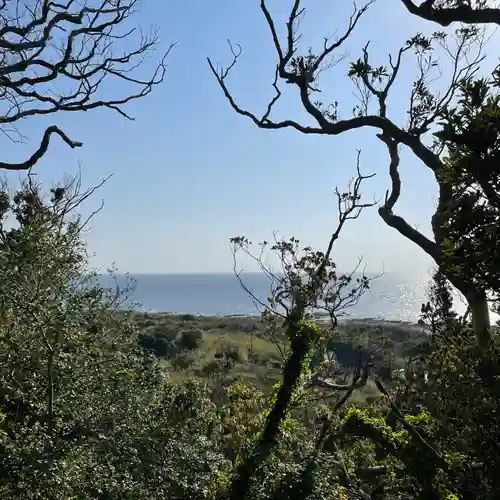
[94,272,430,323]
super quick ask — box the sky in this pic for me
[0,0,491,279]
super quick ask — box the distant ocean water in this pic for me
[94,273,431,324]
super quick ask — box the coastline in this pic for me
[132,310,430,334]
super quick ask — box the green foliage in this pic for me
[434,73,500,302]
[179,328,204,350]
[216,342,244,363]
[0,179,227,500]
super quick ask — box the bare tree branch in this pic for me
[208,1,444,174]
[0,126,82,170]
[376,128,493,348]
[0,0,174,170]
[377,135,440,260]
[231,150,377,325]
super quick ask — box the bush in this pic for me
[201,358,234,377]
[178,328,204,351]
[170,353,194,371]
[152,324,179,342]
[139,331,177,357]
[0,178,229,500]
[215,343,243,363]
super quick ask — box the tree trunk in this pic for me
[466,288,491,349]
[435,271,491,348]
[223,321,309,500]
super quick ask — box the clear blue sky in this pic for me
[1,0,480,278]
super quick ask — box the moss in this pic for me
[404,410,433,425]
[342,407,410,448]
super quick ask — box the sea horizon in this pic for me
[89,271,438,323]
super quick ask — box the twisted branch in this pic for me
[401,0,500,26]
[0,0,173,170]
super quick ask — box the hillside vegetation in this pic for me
[134,313,429,400]
[1,150,499,500]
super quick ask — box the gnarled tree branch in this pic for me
[401,0,500,26]
[208,1,448,175]
[377,134,440,260]
[0,126,82,171]
[0,0,173,170]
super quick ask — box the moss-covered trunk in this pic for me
[222,320,311,500]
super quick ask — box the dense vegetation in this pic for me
[1,1,500,499]
[136,312,429,399]
[1,173,498,500]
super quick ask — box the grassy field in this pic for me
[131,312,430,402]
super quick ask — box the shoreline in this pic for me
[131,310,430,333]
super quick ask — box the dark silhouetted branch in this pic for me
[377,134,440,260]
[0,0,174,170]
[208,1,444,175]
[0,126,82,171]
[401,0,500,26]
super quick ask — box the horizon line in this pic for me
[94,270,405,276]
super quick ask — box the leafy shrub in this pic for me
[171,352,194,371]
[152,324,179,342]
[0,178,228,500]
[178,328,204,351]
[215,343,243,363]
[201,358,234,377]
[139,331,178,357]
